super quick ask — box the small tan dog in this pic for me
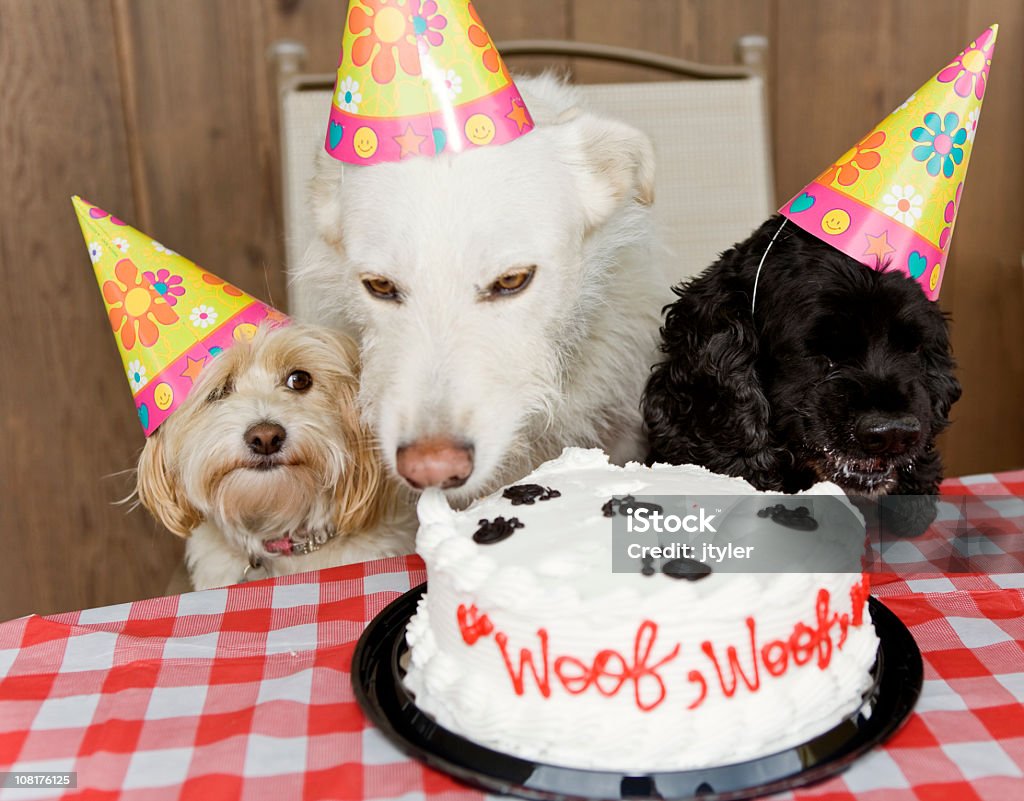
[136,323,414,590]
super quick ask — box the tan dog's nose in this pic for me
[396,438,474,489]
[245,422,287,455]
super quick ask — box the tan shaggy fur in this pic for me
[136,324,414,589]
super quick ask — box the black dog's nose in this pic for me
[855,413,921,455]
[245,422,286,455]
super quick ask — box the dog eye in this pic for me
[486,266,535,299]
[285,370,313,392]
[206,378,233,403]
[890,321,923,353]
[361,275,400,301]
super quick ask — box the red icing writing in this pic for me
[850,575,869,627]
[698,585,863,706]
[686,669,708,710]
[702,618,761,696]
[495,630,550,697]
[761,639,788,677]
[455,573,870,713]
[457,603,494,645]
[495,621,679,711]
[553,621,681,711]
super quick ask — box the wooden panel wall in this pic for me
[0,0,176,620]
[1,0,1021,618]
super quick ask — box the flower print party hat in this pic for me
[780,25,997,300]
[73,197,288,436]
[325,0,533,164]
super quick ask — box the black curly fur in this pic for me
[642,216,961,534]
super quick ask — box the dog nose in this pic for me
[396,438,474,490]
[855,413,921,456]
[245,422,287,455]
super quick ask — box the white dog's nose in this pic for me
[396,438,474,490]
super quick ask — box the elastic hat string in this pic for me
[751,218,788,318]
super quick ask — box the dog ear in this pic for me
[309,149,347,250]
[643,267,783,488]
[555,112,655,230]
[332,397,396,535]
[136,430,202,538]
[920,318,962,429]
[333,426,396,536]
[315,327,396,535]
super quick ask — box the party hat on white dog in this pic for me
[73,197,287,436]
[325,0,533,164]
[780,25,997,300]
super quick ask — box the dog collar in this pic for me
[262,528,341,557]
[240,529,342,583]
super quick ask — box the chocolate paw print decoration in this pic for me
[758,504,819,531]
[661,558,712,581]
[502,484,561,505]
[473,516,525,545]
[602,494,664,518]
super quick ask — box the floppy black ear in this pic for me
[642,258,784,489]
[883,310,960,530]
[920,311,961,434]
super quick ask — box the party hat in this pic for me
[325,0,533,164]
[780,25,997,300]
[73,197,288,436]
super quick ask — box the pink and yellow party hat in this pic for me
[780,25,997,300]
[325,0,533,164]
[73,197,288,436]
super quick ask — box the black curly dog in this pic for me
[642,216,961,537]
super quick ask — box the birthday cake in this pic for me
[404,448,879,770]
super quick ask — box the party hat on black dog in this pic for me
[780,25,997,299]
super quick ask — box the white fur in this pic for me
[295,74,671,502]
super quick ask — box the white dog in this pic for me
[296,74,668,502]
[136,324,413,590]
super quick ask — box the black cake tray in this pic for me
[352,584,921,801]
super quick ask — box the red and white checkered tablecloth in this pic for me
[1,473,1023,801]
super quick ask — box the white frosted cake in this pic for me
[404,448,878,771]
